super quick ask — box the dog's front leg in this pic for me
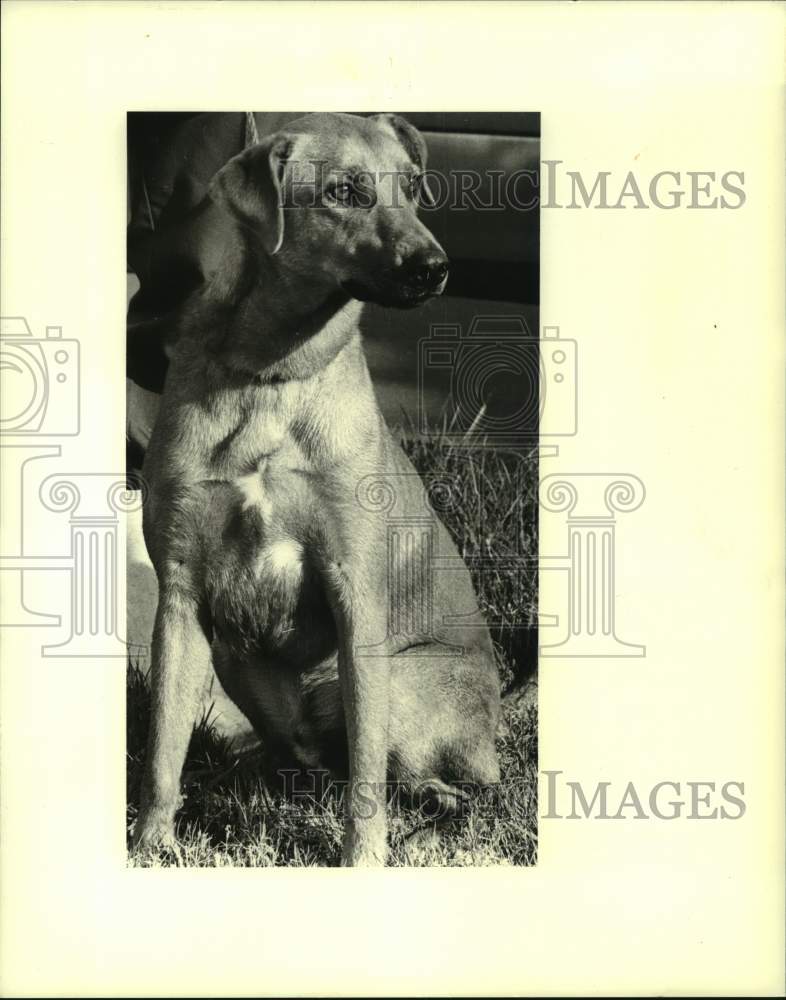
[326,564,391,866]
[134,583,212,849]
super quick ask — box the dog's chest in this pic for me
[200,399,338,660]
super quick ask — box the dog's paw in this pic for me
[414,778,471,821]
[340,822,388,867]
[340,847,387,868]
[130,809,180,860]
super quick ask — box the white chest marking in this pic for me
[235,461,273,521]
[259,539,304,584]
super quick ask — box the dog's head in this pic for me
[209,113,448,308]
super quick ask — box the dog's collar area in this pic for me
[208,356,296,387]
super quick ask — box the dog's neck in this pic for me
[184,203,366,384]
[223,278,364,383]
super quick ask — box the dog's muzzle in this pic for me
[342,248,450,308]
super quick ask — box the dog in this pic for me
[133,112,501,866]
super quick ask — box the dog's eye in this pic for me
[329,183,353,204]
[410,173,429,205]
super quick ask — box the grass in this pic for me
[127,431,538,867]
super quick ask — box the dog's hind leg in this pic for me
[387,647,501,791]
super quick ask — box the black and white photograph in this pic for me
[1,2,783,995]
[125,111,541,866]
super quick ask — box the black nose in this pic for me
[399,252,449,291]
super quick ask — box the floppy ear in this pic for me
[370,113,435,207]
[371,113,427,171]
[208,133,295,255]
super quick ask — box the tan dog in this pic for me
[133,113,500,866]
